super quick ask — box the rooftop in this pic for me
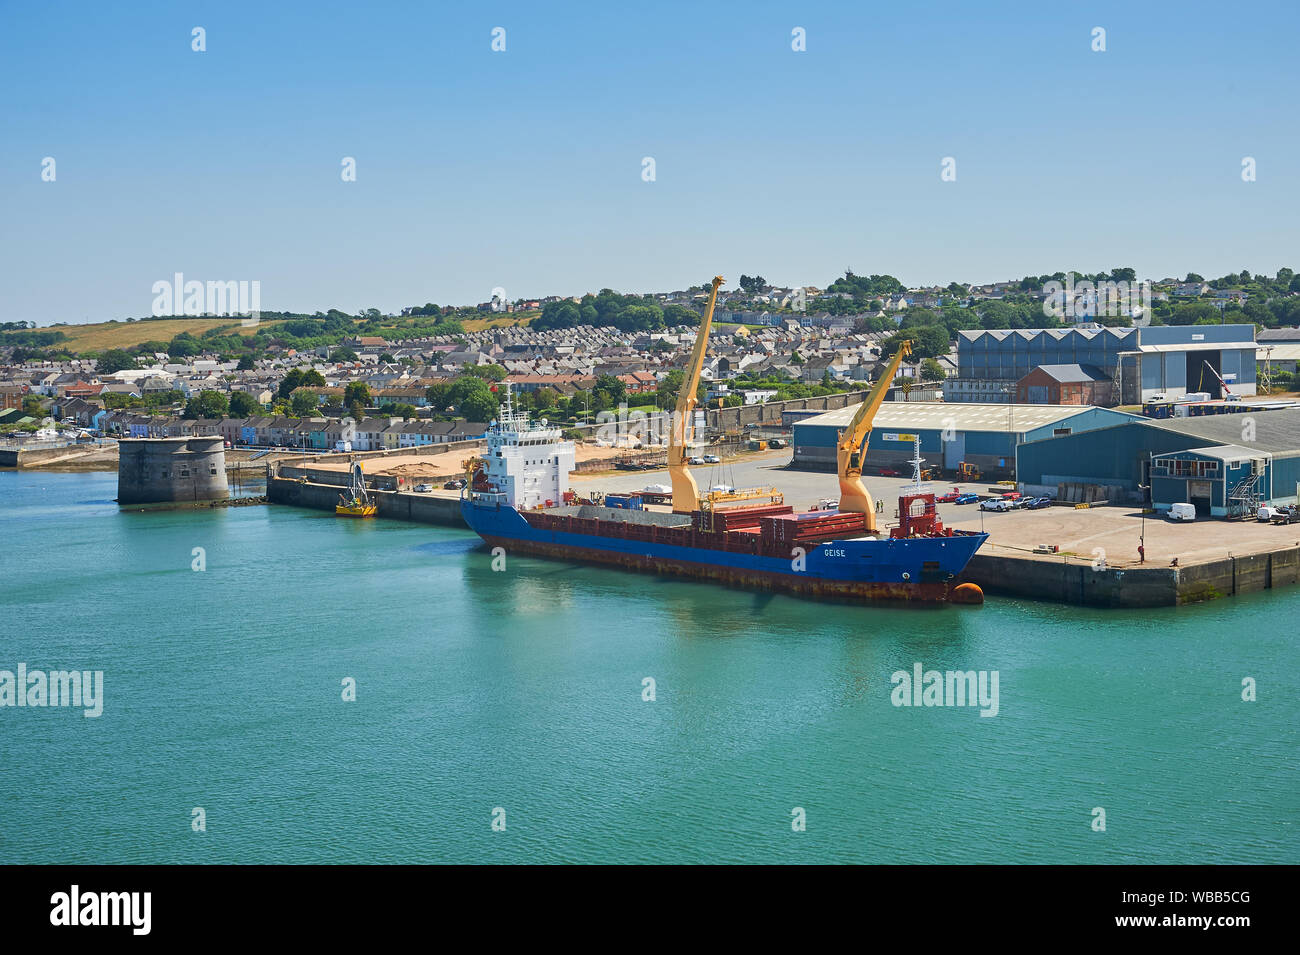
[794,401,1130,434]
[1142,408,1300,456]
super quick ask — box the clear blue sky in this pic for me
[2,0,1296,325]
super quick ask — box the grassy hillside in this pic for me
[17,318,278,353]
[5,308,539,357]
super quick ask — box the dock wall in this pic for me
[963,552,1178,607]
[268,476,465,527]
[269,477,1300,607]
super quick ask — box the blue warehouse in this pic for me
[1016,408,1300,516]
[944,324,1257,405]
[792,402,1136,478]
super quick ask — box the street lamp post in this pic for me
[1138,454,1152,563]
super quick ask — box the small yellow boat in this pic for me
[336,462,377,517]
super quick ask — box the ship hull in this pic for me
[462,499,986,605]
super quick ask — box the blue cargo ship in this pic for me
[458,385,987,605]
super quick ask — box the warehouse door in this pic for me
[1188,479,1213,515]
[944,432,965,470]
[1188,350,1223,398]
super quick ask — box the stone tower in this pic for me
[117,437,229,504]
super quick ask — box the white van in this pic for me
[1258,505,1281,522]
[1168,502,1196,522]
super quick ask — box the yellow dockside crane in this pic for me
[667,274,781,515]
[836,339,913,532]
[668,276,724,513]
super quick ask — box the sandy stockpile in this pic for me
[573,442,662,463]
[377,460,462,479]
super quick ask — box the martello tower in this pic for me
[117,437,229,505]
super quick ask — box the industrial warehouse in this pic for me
[790,402,1136,478]
[943,324,1258,405]
[1016,408,1300,517]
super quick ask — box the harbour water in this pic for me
[2,469,1295,864]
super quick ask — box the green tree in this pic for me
[920,357,947,382]
[290,388,319,416]
[228,391,261,416]
[332,346,359,362]
[593,374,627,406]
[96,349,137,375]
[236,354,256,370]
[425,382,451,412]
[378,402,417,419]
[277,368,304,399]
[466,364,508,382]
[184,390,229,419]
[343,381,371,407]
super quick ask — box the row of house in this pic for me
[94,413,488,449]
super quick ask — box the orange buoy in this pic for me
[951,582,984,605]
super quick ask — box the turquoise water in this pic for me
[1,470,1295,864]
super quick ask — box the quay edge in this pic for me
[269,475,1300,608]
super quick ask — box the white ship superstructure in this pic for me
[482,384,575,508]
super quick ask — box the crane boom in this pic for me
[837,339,912,530]
[1201,359,1233,397]
[668,275,724,513]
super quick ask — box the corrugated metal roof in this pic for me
[1143,408,1300,454]
[1157,444,1266,463]
[1257,343,1300,360]
[1137,342,1258,353]
[794,401,1128,434]
[1030,363,1109,383]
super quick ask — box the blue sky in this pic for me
[2,0,1296,324]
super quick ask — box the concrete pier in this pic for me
[268,475,464,526]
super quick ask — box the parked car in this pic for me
[414,483,434,493]
[702,454,721,464]
[979,498,1013,512]
[935,488,963,503]
[768,438,786,449]
[443,478,466,490]
[688,456,705,465]
[1167,502,1196,522]
[953,493,979,505]
[879,468,900,477]
[1258,506,1282,522]
[1024,496,1053,509]
[1271,507,1300,525]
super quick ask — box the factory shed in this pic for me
[791,401,1135,478]
[1016,407,1300,512]
[1016,364,1112,405]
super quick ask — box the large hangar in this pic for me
[791,402,1135,478]
[1016,408,1300,515]
[945,324,1257,404]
